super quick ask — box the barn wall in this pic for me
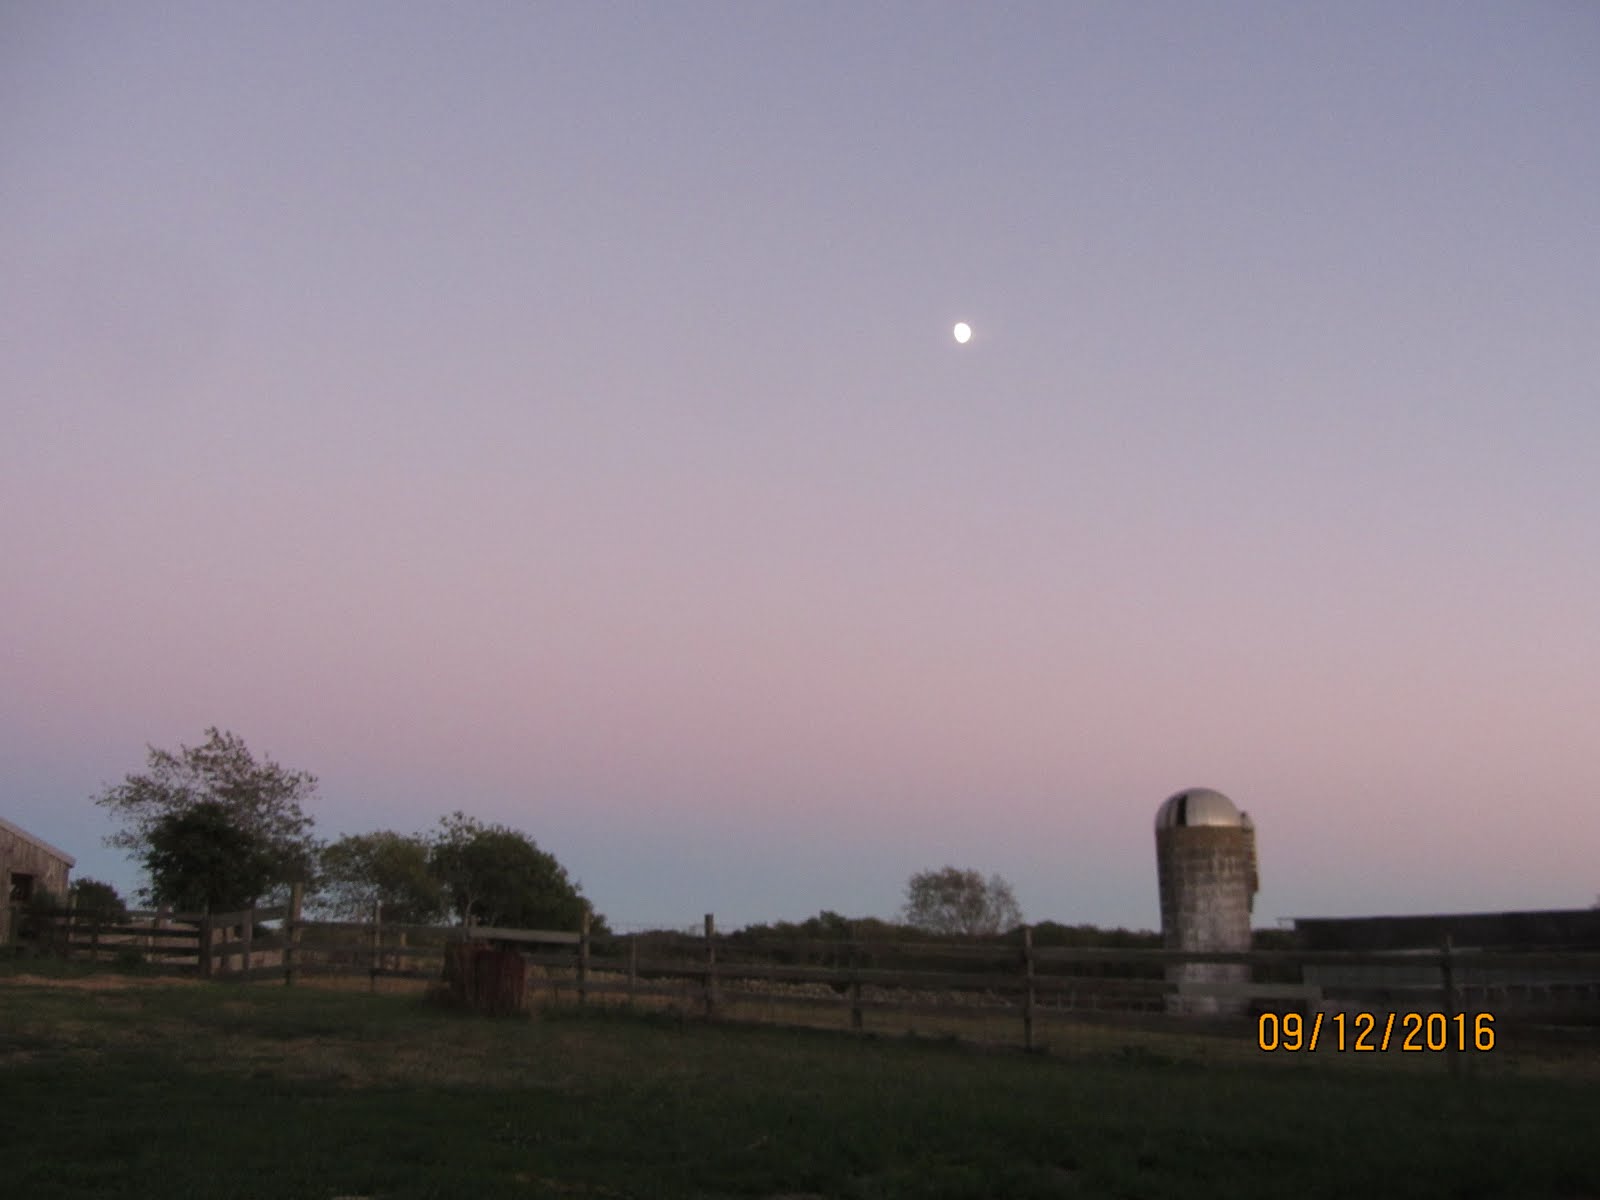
[2,823,75,944]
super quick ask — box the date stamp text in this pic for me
[1257,1011,1496,1053]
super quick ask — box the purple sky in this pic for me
[5,3,1598,931]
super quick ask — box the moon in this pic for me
[952,321,972,344]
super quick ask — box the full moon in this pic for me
[953,322,972,344]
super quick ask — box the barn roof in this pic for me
[0,817,76,867]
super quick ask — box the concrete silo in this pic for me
[1154,787,1258,1015]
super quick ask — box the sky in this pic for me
[4,2,1598,933]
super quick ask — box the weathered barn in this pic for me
[1292,909,1600,1017]
[2,817,75,944]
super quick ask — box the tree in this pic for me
[69,878,129,922]
[428,812,600,931]
[318,831,443,924]
[94,728,320,901]
[142,801,278,912]
[901,866,1023,936]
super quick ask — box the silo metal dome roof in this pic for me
[1155,787,1245,830]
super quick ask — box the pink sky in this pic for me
[4,3,1598,929]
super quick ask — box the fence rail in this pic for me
[9,900,1598,1055]
[454,914,1600,1058]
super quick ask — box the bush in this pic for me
[70,878,130,922]
[113,946,150,974]
[25,887,64,915]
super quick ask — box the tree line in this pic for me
[64,727,1156,946]
[80,728,599,931]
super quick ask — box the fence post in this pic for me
[704,913,718,1021]
[849,923,864,1033]
[285,882,302,987]
[1441,936,1460,1079]
[198,908,213,980]
[578,909,591,1009]
[370,901,383,993]
[627,933,638,1013]
[239,905,255,980]
[63,891,77,960]
[1023,925,1036,1052]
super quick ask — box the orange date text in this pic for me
[1257,1011,1495,1053]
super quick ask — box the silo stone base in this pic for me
[1156,825,1255,1017]
[1167,962,1251,1016]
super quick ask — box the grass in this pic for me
[1,964,1597,1199]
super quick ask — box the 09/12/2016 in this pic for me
[1257,1011,1496,1053]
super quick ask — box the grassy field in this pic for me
[1,962,1596,1199]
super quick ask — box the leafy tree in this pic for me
[143,801,278,912]
[317,831,443,923]
[732,912,920,944]
[93,728,320,900]
[728,911,918,972]
[799,909,853,940]
[428,812,600,931]
[901,866,1023,936]
[69,878,129,922]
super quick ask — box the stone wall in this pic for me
[1156,824,1255,1015]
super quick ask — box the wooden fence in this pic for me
[10,899,1599,1054]
[471,914,1600,1051]
[6,886,500,991]
[6,897,298,981]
